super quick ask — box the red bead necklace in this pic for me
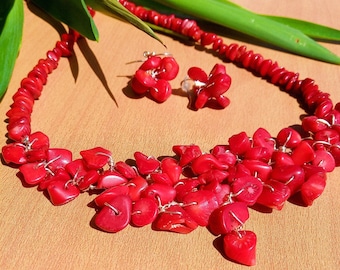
[2,1,340,266]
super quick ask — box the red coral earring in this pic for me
[130,52,179,103]
[182,64,232,110]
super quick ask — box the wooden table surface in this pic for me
[1,1,340,269]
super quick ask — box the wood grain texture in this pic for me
[1,1,339,269]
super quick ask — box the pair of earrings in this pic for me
[130,52,232,110]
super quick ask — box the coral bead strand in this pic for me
[2,1,340,267]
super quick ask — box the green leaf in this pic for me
[0,0,15,34]
[31,0,99,41]
[85,0,164,45]
[0,0,23,99]
[154,0,340,64]
[261,16,340,42]
[217,0,340,41]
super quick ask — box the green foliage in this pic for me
[31,0,99,41]
[0,0,23,99]
[153,0,340,64]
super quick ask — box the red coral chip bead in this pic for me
[205,182,230,205]
[7,120,31,142]
[191,153,227,175]
[156,56,179,81]
[223,230,257,266]
[244,146,272,163]
[77,170,100,191]
[6,104,31,118]
[303,163,326,177]
[242,160,272,182]
[127,176,149,201]
[271,165,305,194]
[131,197,159,227]
[80,147,112,170]
[300,174,326,206]
[96,170,128,189]
[174,178,201,202]
[312,149,336,172]
[38,168,70,191]
[187,66,208,82]
[1,143,27,165]
[315,99,333,118]
[330,143,340,166]
[94,185,130,208]
[65,159,88,178]
[314,128,340,145]
[134,69,157,88]
[217,95,231,109]
[143,183,177,205]
[160,157,182,185]
[150,172,173,186]
[19,162,48,186]
[114,161,138,179]
[172,144,202,167]
[302,116,329,133]
[131,76,149,94]
[198,169,229,184]
[206,73,231,97]
[182,189,219,226]
[271,151,295,168]
[290,141,316,165]
[47,179,80,206]
[139,56,162,70]
[208,201,249,235]
[25,131,50,162]
[12,93,34,110]
[152,204,198,234]
[252,128,275,156]
[94,194,132,233]
[28,67,47,85]
[46,148,73,171]
[20,77,43,99]
[227,163,251,183]
[211,145,237,167]
[149,79,172,103]
[56,41,73,57]
[276,127,302,149]
[228,131,251,156]
[210,64,227,76]
[231,176,263,205]
[194,91,209,109]
[134,151,160,175]
[256,180,291,210]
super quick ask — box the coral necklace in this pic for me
[2,1,340,266]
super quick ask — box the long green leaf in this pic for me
[0,0,15,34]
[31,0,99,41]
[85,0,163,45]
[261,16,340,42]
[153,0,340,64]
[0,0,23,99]
[216,0,340,42]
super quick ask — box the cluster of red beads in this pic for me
[2,1,340,267]
[130,52,179,102]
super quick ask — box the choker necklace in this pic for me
[2,1,340,266]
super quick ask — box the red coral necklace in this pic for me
[2,1,340,266]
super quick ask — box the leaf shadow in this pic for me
[77,38,118,106]
[26,2,79,82]
[27,2,117,105]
